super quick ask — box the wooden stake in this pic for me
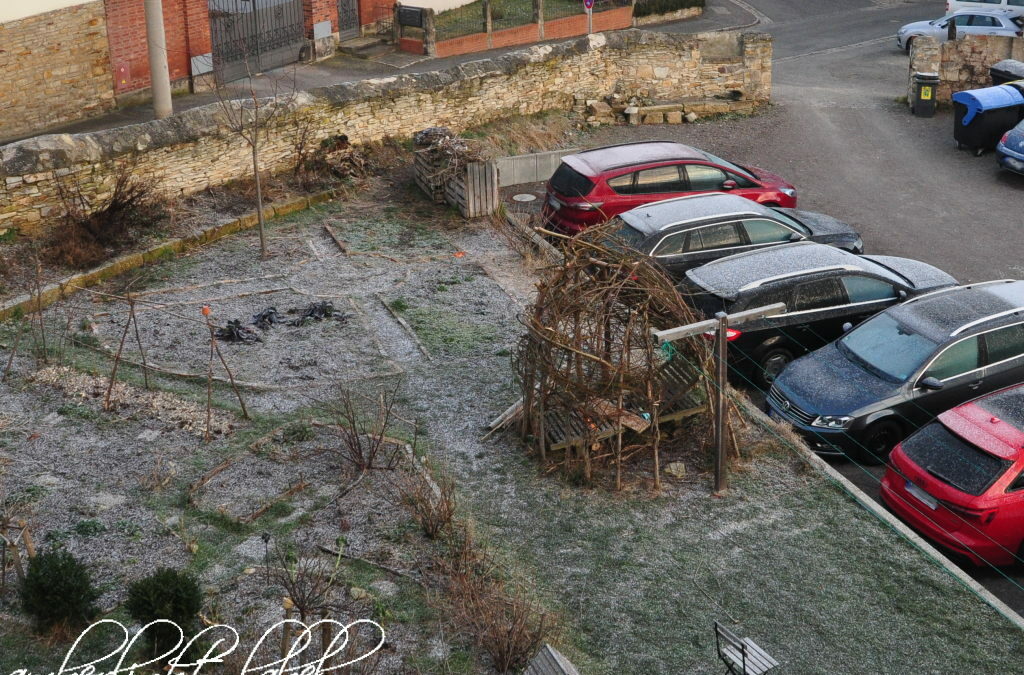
[713,312,728,494]
[128,296,150,390]
[211,333,249,419]
[104,312,133,411]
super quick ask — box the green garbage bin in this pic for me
[912,72,940,118]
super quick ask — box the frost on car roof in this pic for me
[684,242,894,299]
[620,193,769,236]
[976,387,1024,433]
[568,142,706,174]
[888,280,1024,341]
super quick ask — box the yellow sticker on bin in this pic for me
[921,86,933,100]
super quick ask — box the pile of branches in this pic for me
[293,134,370,191]
[512,224,712,488]
[413,126,490,185]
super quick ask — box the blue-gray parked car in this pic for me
[897,10,1023,52]
[996,119,1024,175]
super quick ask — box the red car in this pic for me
[541,141,797,234]
[881,385,1024,566]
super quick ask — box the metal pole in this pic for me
[587,5,593,34]
[144,0,173,119]
[713,312,728,493]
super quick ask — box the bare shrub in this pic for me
[46,159,167,269]
[321,387,406,473]
[267,539,345,623]
[439,523,553,673]
[393,466,456,540]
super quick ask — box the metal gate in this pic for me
[338,0,359,39]
[208,0,306,85]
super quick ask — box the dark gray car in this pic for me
[607,192,863,280]
[768,279,1024,465]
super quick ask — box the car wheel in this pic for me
[852,420,903,466]
[756,347,795,390]
[904,36,913,53]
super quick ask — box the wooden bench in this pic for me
[715,621,778,675]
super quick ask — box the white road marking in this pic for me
[724,0,772,25]
[774,35,893,63]
[710,5,730,14]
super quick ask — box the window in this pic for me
[841,276,898,303]
[685,164,728,191]
[550,164,595,197]
[969,15,999,27]
[793,278,846,311]
[653,232,687,256]
[745,285,792,313]
[984,323,1024,364]
[952,15,974,26]
[1009,471,1024,492]
[901,423,1010,496]
[1011,0,1024,8]
[727,172,758,188]
[689,223,742,251]
[743,219,796,244]
[605,218,647,250]
[633,166,685,194]
[924,336,981,381]
[607,173,635,194]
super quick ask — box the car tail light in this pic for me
[942,501,997,525]
[702,328,742,342]
[1001,132,1010,145]
[569,202,604,211]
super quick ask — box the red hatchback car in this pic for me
[541,141,797,234]
[881,385,1024,566]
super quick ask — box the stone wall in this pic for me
[0,29,773,237]
[0,2,115,143]
[909,35,1024,103]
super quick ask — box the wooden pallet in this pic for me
[413,150,447,203]
[543,358,706,451]
[444,161,498,218]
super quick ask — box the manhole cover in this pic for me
[512,193,537,202]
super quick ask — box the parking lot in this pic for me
[580,1,1024,613]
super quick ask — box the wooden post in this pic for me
[483,0,493,49]
[280,597,294,659]
[534,0,544,38]
[713,312,728,494]
[393,2,402,43]
[422,8,437,57]
[321,613,333,670]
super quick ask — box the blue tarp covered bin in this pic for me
[952,85,1024,155]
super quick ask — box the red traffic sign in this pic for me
[584,0,594,9]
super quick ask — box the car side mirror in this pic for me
[788,233,803,242]
[919,376,944,391]
[721,179,738,190]
[898,290,908,300]
[842,322,853,333]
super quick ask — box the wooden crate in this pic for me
[444,161,498,219]
[413,149,447,203]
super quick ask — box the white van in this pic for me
[947,0,1024,17]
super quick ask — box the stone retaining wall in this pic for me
[909,34,1024,103]
[0,29,772,238]
[0,1,115,143]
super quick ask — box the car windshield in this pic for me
[766,209,811,236]
[929,15,952,26]
[603,217,647,250]
[699,151,755,180]
[901,422,1011,496]
[838,313,938,382]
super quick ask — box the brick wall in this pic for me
[909,35,1024,103]
[0,30,773,236]
[0,1,115,142]
[303,0,338,35]
[104,0,211,95]
[407,5,635,57]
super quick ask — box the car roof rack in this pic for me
[951,306,1024,336]
[902,279,1016,306]
[737,264,863,292]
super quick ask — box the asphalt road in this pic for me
[719,0,1024,614]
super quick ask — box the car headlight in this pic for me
[812,415,854,429]
[851,236,863,252]
[780,188,796,198]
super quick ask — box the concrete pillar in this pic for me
[144,0,173,119]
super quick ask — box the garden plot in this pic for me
[2,171,1023,673]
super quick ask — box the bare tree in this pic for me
[213,62,298,259]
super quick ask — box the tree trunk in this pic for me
[252,139,267,259]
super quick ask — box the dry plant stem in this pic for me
[211,334,250,419]
[316,544,425,587]
[128,295,150,390]
[205,324,215,443]
[104,311,133,411]
[33,261,47,366]
[2,319,27,382]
